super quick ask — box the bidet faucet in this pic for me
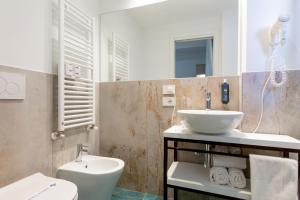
[204,90,211,168]
[76,144,88,162]
[205,91,211,110]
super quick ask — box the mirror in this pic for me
[99,0,240,82]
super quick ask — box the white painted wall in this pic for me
[221,6,239,76]
[0,0,98,74]
[295,0,300,68]
[246,0,299,72]
[0,0,162,80]
[6,0,299,77]
[0,0,53,73]
[100,12,145,81]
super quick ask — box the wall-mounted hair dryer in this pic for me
[270,15,290,47]
[268,15,290,87]
[253,15,291,133]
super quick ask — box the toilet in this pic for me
[0,173,78,200]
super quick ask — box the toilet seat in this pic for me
[0,173,78,200]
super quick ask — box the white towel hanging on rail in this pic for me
[250,154,298,200]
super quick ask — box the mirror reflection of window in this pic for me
[175,38,213,78]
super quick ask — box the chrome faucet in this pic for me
[204,90,211,168]
[205,91,211,110]
[76,144,88,162]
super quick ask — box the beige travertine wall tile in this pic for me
[0,66,53,187]
[239,71,300,175]
[0,66,100,187]
[241,70,300,139]
[207,76,240,111]
[99,76,240,195]
[99,81,148,192]
[99,71,300,198]
[3,65,300,199]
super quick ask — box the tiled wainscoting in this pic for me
[99,70,300,197]
[1,64,300,200]
[241,70,300,139]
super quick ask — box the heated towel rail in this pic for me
[56,0,96,134]
[112,33,129,81]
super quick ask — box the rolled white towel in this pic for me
[212,155,247,169]
[209,167,229,185]
[228,168,246,189]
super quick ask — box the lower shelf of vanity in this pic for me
[167,162,252,200]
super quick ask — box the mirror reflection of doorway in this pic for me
[175,38,213,78]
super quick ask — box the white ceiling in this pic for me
[71,0,169,17]
[125,0,238,28]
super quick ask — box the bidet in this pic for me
[57,155,124,200]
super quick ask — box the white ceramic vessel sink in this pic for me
[178,110,244,134]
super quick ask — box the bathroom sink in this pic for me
[177,110,244,134]
[57,155,124,200]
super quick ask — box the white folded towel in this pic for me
[250,154,298,200]
[212,155,247,169]
[228,168,246,189]
[209,167,229,185]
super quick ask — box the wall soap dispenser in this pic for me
[221,79,229,104]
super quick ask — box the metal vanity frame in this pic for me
[163,133,300,200]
